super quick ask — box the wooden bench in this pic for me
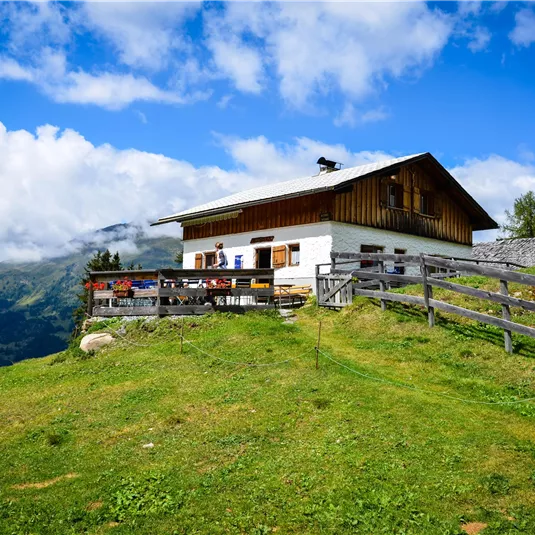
[274,285,312,307]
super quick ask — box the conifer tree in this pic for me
[502,192,535,238]
[72,249,124,336]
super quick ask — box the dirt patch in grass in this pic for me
[86,500,103,511]
[461,522,488,534]
[11,472,78,490]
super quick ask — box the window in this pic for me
[388,183,404,209]
[256,247,272,269]
[289,244,300,266]
[394,248,406,274]
[360,244,384,269]
[420,191,435,216]
[204,251,216,268]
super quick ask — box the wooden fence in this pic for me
[316,252,535,353]
[88,268,275,317]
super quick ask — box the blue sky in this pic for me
[0,1,534,261]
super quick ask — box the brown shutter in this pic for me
[428,193,436,216]
[380,179,388,207]
[413,187,421,214]
[195,253,202,269]
[434,193,443,218]
[272,245,287,268]
[403,183,411,211]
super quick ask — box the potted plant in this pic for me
[85,282,106,291]
[206,278,232,296]
[112,278,133,298]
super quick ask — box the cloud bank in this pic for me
[1,121,533,262]
[0,1,501,121]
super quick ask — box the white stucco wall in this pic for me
[183,222,334,285]
[183,221,472,287]
[330,222,472,274]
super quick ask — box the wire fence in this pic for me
[83,315,535,407]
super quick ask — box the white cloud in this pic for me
[450,155,535,241]
[204,2,453,110]
[217,94,234,109]
[510,8,535,48]
[334,103,390,128]
[80,2,200,71]
[467,26,491,52]
[0,57,34,81]
[0,122,396,262]
[0,2,481,113]
[457,0,483,15]
[0,1,71,53]
[2,119,532,259]
[206,37,263,94]
[0,50,200,109]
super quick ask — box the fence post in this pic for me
[420,254,435,327]
[87,273,94,317]
[315,265,321,305]
[378,260,387,311]
[500,279,513,353]
[315,320,322,370]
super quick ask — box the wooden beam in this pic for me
[424,256,535,285]
[427,277,535,312]
[429,299,535,339]
[353,289,426,307]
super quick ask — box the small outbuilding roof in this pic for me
[153,152,497,231]
[473,239,534,267]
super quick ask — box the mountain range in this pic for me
[0,224,181,366]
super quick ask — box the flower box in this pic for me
[206,288,232,297]
[113,289,134,299]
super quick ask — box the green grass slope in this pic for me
[2,297,535,534]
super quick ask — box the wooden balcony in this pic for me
[87,268,275,317]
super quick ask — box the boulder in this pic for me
[80,333,114,353]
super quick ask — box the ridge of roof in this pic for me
[155,153,424,224]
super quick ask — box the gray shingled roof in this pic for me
[473,239,533,267]
[155,153,424,224]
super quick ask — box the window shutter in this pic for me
[272,245,287,268]
[380,179,388,207]
[403,183,411,211]
[195,253,202,269]
[413,187,421,214]
[434,193,442,218]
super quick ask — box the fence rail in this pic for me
[317,252,535,353]
[88,268,275,317]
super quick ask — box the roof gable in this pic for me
[153,152,497,231]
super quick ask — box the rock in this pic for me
[80,333,114,353]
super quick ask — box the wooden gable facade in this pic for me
[182,157,495,247]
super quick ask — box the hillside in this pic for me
[2,299,535,534]
[0,225,181,366]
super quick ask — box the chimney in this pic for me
[317,157,342,174]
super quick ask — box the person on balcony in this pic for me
[216,242,228,269]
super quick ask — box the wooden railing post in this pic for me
[500,279,513,353]
[420,254,435,327]
[87,273,94,317]
[378,260,387,311]
[156,272,162,316]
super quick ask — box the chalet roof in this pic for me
[153,152,497,231]
[473,239,534,267]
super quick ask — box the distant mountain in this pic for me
[0,225,181,366]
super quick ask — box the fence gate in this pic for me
[316,273,353,308]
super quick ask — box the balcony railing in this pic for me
[87,268,275,317]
